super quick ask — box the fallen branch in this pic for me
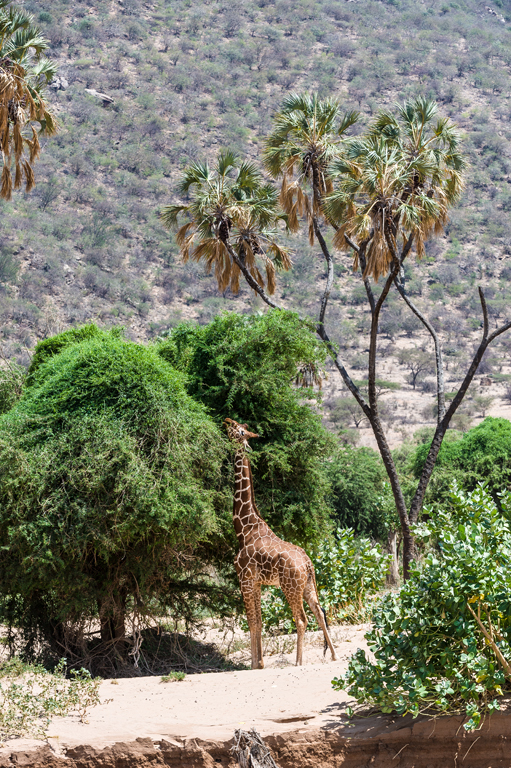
[231,728,281,768]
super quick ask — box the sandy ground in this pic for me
[0,625,369,757]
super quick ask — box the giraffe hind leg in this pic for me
[282,585,308,666]
[304,581,337,661]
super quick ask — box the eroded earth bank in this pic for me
[1,627,509,768]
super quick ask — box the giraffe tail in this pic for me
[321,606,329,656]
[308,562,330,657]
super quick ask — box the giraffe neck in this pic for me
[232,448,266,546]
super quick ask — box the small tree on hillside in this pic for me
[162,95,511,578]
[397,348,434,390]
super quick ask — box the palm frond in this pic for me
[179,161,212,193]
[160,204,189,229]
[217,148,238,177]
[338,110,360,135]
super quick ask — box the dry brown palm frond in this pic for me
[218,247,232,292]
[176,221,194,250]
[1,164,11,200]
[23,160,35,192]
[13,160,21,189]
[308,218,315,246]
[230,262,241,294]
[288,201,299,232]
[13,122,23,159]
[28,126,40,163]
[295,362,324,389]
[265,258,276,294]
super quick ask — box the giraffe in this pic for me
[224,417,337,670]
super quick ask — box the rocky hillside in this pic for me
[2,0,511,442]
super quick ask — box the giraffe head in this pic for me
[224,418,259,452]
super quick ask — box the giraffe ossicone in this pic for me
[224,417,337,669]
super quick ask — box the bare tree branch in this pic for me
[394,272,446,422]
[409,287,511,523]
[225,243,282,310]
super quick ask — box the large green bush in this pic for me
[412,417,511,507]
[0,329,230,671]
[157,311,335,546]
[335,486,511,729]
[327,445,389,539]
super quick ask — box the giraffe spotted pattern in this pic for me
[224,417,337,669]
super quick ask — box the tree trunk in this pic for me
[386,529,399,586]
[99,590,127,651]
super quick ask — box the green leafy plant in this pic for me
[253,529,391,634]
[160,671,186,682]
[0,658,101,740]
[335,485,511,730]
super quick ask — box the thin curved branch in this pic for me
[394,273,446,422]
[344,234,375,314]
[316,324,371,418]
[225,242,281,310]
[409,287,511,523]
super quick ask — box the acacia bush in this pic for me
[157,311,335,546]
[0,316,337,672]
[0,327,231,673]
[411,417,511,508]
[335,486,511,730]
[327,445,389,539]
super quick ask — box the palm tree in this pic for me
[160,150,291,301]
[325,97,465,281]
[263,93,359,243]
[0,1,57,200]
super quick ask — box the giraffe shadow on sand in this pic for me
[224,417,337,670]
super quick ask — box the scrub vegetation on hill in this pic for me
[1,0,511,371]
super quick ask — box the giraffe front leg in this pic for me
[240,581,263,670]
[283,585,308,666]
[253,583,264,669]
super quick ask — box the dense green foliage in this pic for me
[0,359,25,414]
[335,486,511,729]
[157,311,335,545]
[0,328,231,669]
[258,529,391,634]
[26,322,122,380]
[327,445,389,539]
[0,316,339,669]
[411,417,511,507]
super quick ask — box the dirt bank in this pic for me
[1,626,509,767]
[2,713,511,768]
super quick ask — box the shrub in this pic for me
[157,311,334,547]
[0,658,100,740]
[327,445,389,539]
[0,328,230,672]
[412,417,511,507]
[253,529,391,633]
[0,359,25,414]
[335,486,511,730]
